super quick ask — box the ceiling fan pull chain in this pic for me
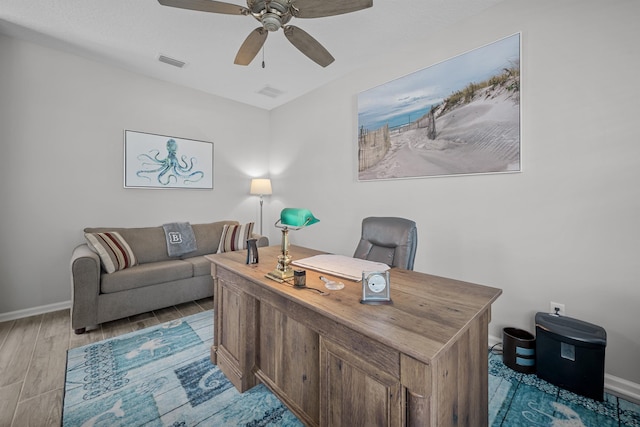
[262,45,266,68]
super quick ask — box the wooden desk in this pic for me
[205,246,501,427]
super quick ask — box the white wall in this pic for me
[0,34,270,315]
[268,0,640,386]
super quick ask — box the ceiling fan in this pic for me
[158,0,372,67]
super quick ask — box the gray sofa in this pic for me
[70,220,268,334]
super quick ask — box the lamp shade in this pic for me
[280,208,320,227]
[250,178,272,196]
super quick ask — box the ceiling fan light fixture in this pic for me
[262,13,282,31]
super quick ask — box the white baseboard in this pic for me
[488,333,640,404]
[0,300,71,323]
[605,374,640,404]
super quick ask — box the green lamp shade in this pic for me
[280,208,320,227]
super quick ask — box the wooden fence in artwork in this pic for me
[358,125,390,171]
[415,108,437,139]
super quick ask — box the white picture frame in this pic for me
[124,130,213,189]
[357,33,521,181]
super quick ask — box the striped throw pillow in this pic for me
[217,222,255,253]
[85,232,138,274]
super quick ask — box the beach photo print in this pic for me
[357,33,521,181]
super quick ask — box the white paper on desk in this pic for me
[292,254,390,281]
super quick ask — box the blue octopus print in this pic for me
[137,139,204,185]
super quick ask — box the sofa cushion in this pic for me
[85,232,138,273]
[182,256,213,277]
[218,222,255,253]
[100,260,193,294]
[186,221,239,257]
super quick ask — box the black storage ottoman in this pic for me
[535,312,606,401]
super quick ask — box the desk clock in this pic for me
[360,271,392,305]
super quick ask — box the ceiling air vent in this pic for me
[158,55,186,68]
[257,86,284,98]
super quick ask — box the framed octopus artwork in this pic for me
[124,130,213,189]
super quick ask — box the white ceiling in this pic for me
[0,0,505,110]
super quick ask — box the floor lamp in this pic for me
[250,178,272,234]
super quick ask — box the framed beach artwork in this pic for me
[124,130,213,189]
[357,33,521,181]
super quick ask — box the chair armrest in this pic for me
[70,244,101,331]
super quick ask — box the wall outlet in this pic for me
[550,301,565,316]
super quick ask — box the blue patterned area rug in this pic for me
[64,311,640,426]
[489,352,640,426]
[63,311,302,426]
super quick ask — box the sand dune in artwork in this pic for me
[359,86,520,180]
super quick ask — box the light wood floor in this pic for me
[0,298,213,427]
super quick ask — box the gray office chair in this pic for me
[353,217,418,270]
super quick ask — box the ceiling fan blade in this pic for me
[234,28,268,66]
[284,26,335,67]
[158,0,249,15]
[292,0,372,18]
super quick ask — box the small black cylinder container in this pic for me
[246,238,258,264]
[503,327,536,374]
[293,269,306,287]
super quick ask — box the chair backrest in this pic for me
[353,217,418,270]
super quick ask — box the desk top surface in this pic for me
[206,245,502,363]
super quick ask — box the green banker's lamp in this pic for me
[266,208,319,283]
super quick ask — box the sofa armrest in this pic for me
[70,244,101,333]
[252,233,269,247]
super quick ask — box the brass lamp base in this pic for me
[265,268,294,283]
[266,225,294,283]
[265,208,319,284]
